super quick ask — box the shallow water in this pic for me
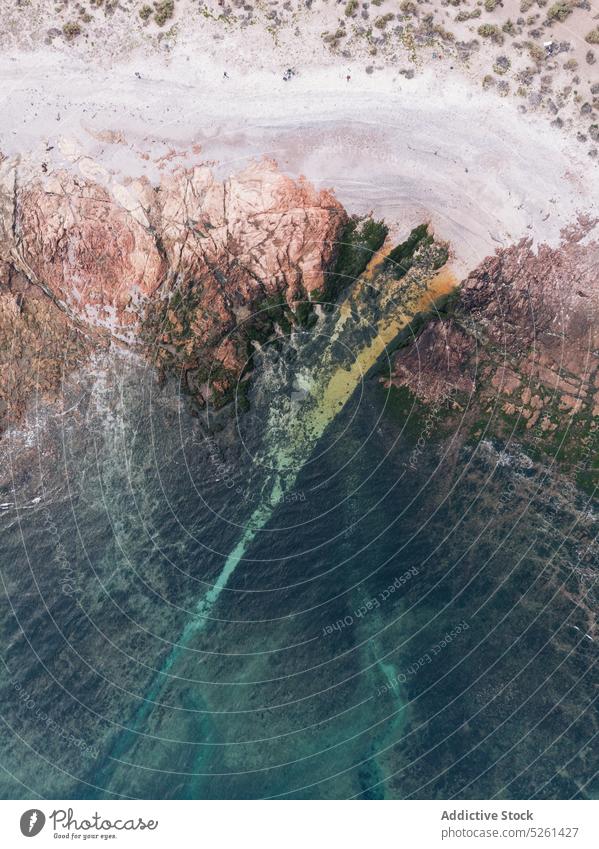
[1,293,598,799]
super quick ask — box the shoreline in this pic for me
[1,52,597,274]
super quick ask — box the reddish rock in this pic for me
[141,158,346,400]
[0,152,347,423]
[3,157,344,342]
[386,319,476,403]
[154,159,344,301]
[390,223,599,418]
[16,172,166,331]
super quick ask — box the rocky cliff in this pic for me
[0,154,347,431]
[387,217,599,479]
[3,141,598,474]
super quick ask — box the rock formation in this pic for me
[0,153,347,431]
[3,139,598,465]
[388,217,599,453]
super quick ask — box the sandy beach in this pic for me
[1,48,597,278]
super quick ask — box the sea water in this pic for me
[0,280,598,800]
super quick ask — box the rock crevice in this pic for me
[0,153,347,431]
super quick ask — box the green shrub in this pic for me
[493,55,511,74]
[528,42,545,61]
[586,29,599,45]
[384,224,446,280]
[63,21,82,39]
[154,0,174,26]
[456,8,481,20]
[374,13,394,29]
[326,216,388,297]
[547,1,572,21]
[400,0,417,14]
[477,23,504,43]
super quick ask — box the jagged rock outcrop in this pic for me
[0,152,347,431]
[143,159,346,401]
[389,319,476,404]
[155,159,342,299]
[389,219,599,432]
[16,172,166,333]
[0,264,91,429]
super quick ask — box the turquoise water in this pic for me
[1,325,598,799]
